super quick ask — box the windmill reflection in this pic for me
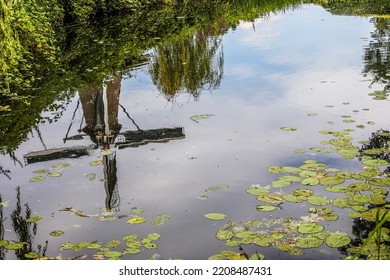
[24,75,184,211]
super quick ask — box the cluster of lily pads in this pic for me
[209,125,390,259]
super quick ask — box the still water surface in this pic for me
[1,4,389,259]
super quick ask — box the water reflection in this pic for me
[0,187,48,260]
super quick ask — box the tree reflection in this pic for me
[362,18,390,95]
[148,29,224,102]
[0,187,48,260]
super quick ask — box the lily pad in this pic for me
[49,230,64,237]
[253,236,274,247]
[293,188,313,197]
[131,208,145,214]
[26,215,43,223]
[319,176,345,186]
[257,193,284,204]
[256,205,278,212]
[225,240,242,247]
[105,240,121,248]
[52,163,70,169]
[208,184,229,191]
[127,216,147,224]
[301,177,319,186]
[283,194,306,203]
[103,251,123,259]
[124,248,141,255]
[307,196,330,206]
[151,214,170,226]
[245,185,270,196]
[362,159,389,166]
[24,252,40,259]
[325,233,351,248]
[29,176,45,183]
[147,233,161,241]
[4,242,25,250]
[33,169,49,174]
[47,172,62,177]
[144,243,158,250]
[295,236,323,248]
[216,230,234,240]
[205,213,226,220]
[271,179,291,188]
[190,114,214,122]
[369,178,390,187]
[281,127,297,131]
[298,223,324,234]
[100,150,113,156]
[325,186,348,193]
[89,160,103,166]
[267,166,283,174]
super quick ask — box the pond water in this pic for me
[1,4,390,260]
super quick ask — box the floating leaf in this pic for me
[89,160,103,166]
[33,169,49,174]
[190,114,214,122]
[29,176,45,183]
[369,178,390,187]
[325,186,348,193]
[131,208,145,214]
[225,240,241,247]
[325,233,351,248]
[127,217,147,224]
[253,236,274,247]
[282,166,301,174]
[256,205,277,212]
[295,149,305,154]
[60,242,74,250]
[144,243,158,250]
[245,185,270,196]
[347,182,371,192]
[322,213,339,221]
[362,159,389,166]
[208,184,229,191]
[105,240,121,248]
[283,194,306,203]
[271,179,290,188]
[147,233,161,241]
[280,127,297,131]
[4,242,25,250]
[26,215,43,223]
[295,237,323,248]
[49,230,64,237]
[300,163,327,171]
[293,188,313,197]
[216,230,234,240]
[151,214,170,226]
[267,166,283,174]
[249,253,265,260]
[100,150,113,156]
[332,198,350,208]
[301,177,319,186]
[52,163,70,169]
[256,193,284,204]
[298,223,324,234]
[307,196,330,206]
[274,242,303,255]
[48,172,62,177]
[205,213,226,220]
[348,212,362,219]
[319,176,345,186]
[103,251,123,259]
[25,252,40,259]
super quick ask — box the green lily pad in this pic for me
[52,163,70,169]
[349,212,362,219]
[256,205,278,212]
[301,177,319,186]
[144,243,158,250]
[256,193,284,204]
[300,163,327,171]
[319,176,345,186]
[281,127,297,131]
[299,170,317,177]
[49,230,64,237]
[127,216,147,224]
[347,182,371,192]
[274,242,303,255]
[253,236,274,247]
[100,150,113,156]
[60,242,74,250]
[351,194,371,204]
[245,185,270,196]
[295,149,305,154]
[151,214,170,226]
[267,166,283,174]
[249,253,265,260]
[48,172,62,177]
[279,175,302,183]
[332,198,350,208]
[369,178,390,187]
[322,213,339,221]
[271,179,291,188]
[205,213,226,220]
[325,233,351,248]
[283,194,306,203]
[86,243,102,249]
[103,251,123,259]
[131,208,145,214]
[225,240,242,247]
[89,160,103,166]
[26,215,43,223]
[307,196,330,206]
[105,240,121,248]
[29,176,45,183]
[325,186,348,193]
[24,252,40,259]
[282,166,302,174]
[124,248,141,255]
[33,169,49,174]
[362,159,389,166]
[293,188,313,197]
[216,230,234,240]
[235,231,257,239]
[271,233,285,240]
[147,233,161,241]
[298,223,324,234]
[4,242,25,250]
[361,208,389,222]
[190,114,214,122]
[295,236,323,248]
